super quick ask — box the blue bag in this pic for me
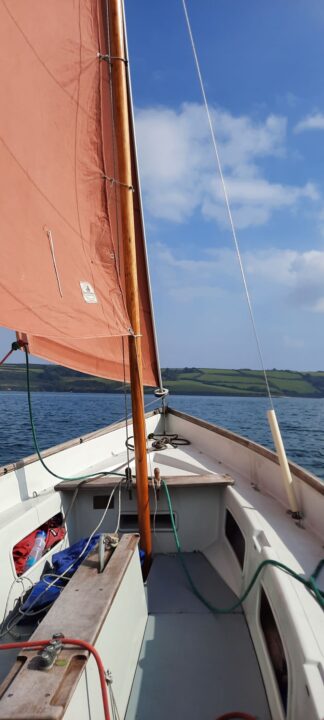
[21,534,100,613]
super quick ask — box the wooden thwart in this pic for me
[55,472,234,492]
[0,534,139,720]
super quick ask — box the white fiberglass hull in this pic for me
[0,407,322,720]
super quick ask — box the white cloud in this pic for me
[153,242,324,313]
[135,103,319,228]
[203,177,318,229]
[243,248,324,313]
[294,113,324,133]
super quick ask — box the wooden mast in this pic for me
[108,0,152,562]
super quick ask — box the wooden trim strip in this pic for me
[167,407,324,496]
[55,472,234,492]
[0,535,139,720]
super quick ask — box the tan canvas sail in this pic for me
[0,0,159,387]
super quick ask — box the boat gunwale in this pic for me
[167,406,324,496]
[0,408,161,476]
[1,404,323,497]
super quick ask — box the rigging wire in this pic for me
[181,0,274,411]
[0,480,122,638]
[114,481,122,534]
[145,419,158,534]
[23,346,125,483]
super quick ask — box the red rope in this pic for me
[0,340,27,366]
[0,348,14,365]
[0,637,111,720]
[215,714,257,720]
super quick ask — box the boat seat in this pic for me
[0,534,140,720]
[54,472,234,492]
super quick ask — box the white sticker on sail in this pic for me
[80,281,98,304]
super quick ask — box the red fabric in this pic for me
[13,520,66,575]
[0,1,159,387]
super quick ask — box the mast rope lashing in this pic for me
[102,174,135,192]
[97,52,128,65]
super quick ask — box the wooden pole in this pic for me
[108,0,152,562]
[267,409,300,517]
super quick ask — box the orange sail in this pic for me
[0,1,159,387]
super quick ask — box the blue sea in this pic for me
[1,392,324,480]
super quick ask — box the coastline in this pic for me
[1,365,324,397]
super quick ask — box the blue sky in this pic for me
[2,0,324,370]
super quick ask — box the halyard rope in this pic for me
[181,0,274,410]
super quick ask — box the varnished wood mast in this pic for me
[108,0,152,560]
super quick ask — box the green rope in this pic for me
[162,479,324,613]
[24,347,125,483]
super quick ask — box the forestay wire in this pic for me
[181,0,274,411]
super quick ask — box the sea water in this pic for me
[0,392,324,480]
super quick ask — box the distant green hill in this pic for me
[1,364,324,397]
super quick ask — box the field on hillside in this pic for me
[1,365,324,396]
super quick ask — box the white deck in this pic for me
[126,553,271,720]
[0,409,323,720]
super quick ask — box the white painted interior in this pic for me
[0,408,323,720]
[64,550,147,720]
